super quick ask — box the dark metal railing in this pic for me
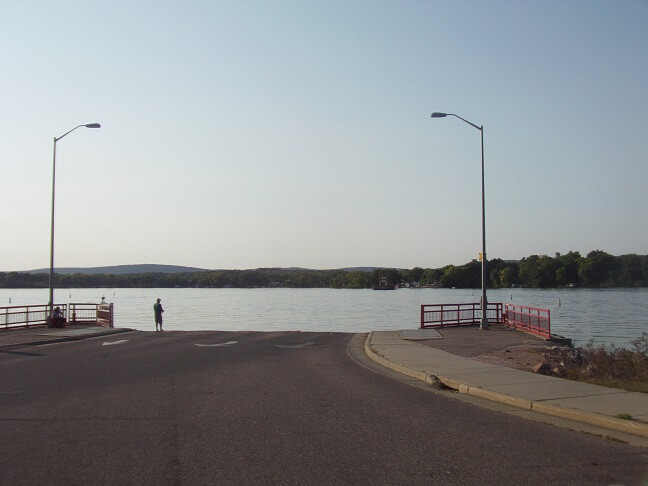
[420,302,503,328]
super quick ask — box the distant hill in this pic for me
[24,264,208,275]
[339,267,385,272]
[17,264,397,275]
[258,267,389,272]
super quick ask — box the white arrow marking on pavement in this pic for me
[275,341,315,349]
[194,340,239,347]
[101,340,129,346]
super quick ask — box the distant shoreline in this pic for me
[3,250,647,289]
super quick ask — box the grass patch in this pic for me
[542,332,648,393]
[581,379,648,394]
[615,413,633,420]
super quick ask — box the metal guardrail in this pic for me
[420,302,503,328]
[420,301,552,339]
[68,303,99,324]
[97,304,114,327]
[503,303,551,338]
[1,304,68,329]
[1,303,113,329]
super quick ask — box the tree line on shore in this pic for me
[2,250,647,290]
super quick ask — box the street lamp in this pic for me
[48,123,101,314]
[430,112,489,330]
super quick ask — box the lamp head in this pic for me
[431,112,448,118]
[85,123,101,128]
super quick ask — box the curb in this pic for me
[364,332,440,387]
[0,328,133,349]
[364,332,648,439]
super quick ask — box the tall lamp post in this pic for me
[430,112,488,330]
[49,123,101,314]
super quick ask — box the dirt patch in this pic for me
[417,324,551,358]
[417,325,648,393]
[474,343,574,374]
[473,336,648,394]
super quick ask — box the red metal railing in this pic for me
[420,302,551,338]
[420,302,503,328]
[68,303,114,328]
[1,303,113,329]
[503,303,550,338]
[1,304,68,329]
[68,303,98,324]
[96,304,114,327]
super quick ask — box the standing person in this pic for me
[153,298,164,332]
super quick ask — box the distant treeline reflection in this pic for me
[2,251,647,289]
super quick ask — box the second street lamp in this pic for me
[430,112,489,330]
[48,123,101,315]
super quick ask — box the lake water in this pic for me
[2,287,647,349]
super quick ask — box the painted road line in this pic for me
[194,341,239,347]
[101,340,130,346]
[275,341,315,349]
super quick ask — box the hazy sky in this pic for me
[2,0,646,271]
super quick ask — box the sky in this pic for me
[1,0,647,271]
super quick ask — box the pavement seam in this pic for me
[364,332,648,439]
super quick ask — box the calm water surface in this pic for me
[3,288,647,348]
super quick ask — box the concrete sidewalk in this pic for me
[0,324,131,348]
[366,330,648,439]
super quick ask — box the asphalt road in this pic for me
[0,331,646,485]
